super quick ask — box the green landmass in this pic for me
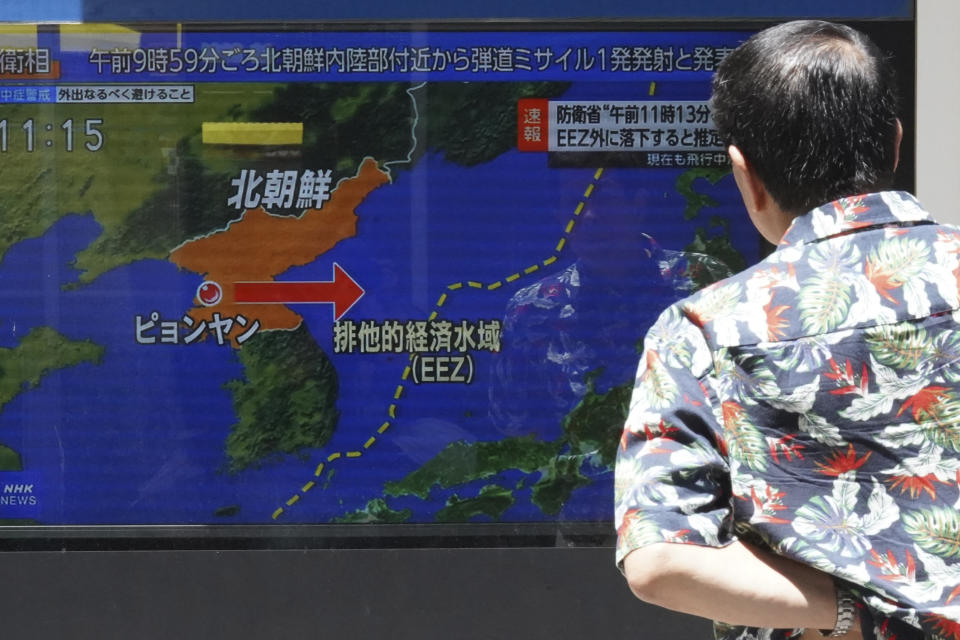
[0,85,281,280]
[72,140,248,285]
[525,371,632,514]
[384,437,560,500]
[0,81,570,278]
[562,369,631,469]
[676,167,730,220]
[419,82,569,166]
[214,505,240,518]
[223,325,339,472]
[0,519,37,526]
[531,455,592,516]
[381,435,599,520]
[0,327,105,411]
[436,485,515,522]
[0,444,22,472]
[685,225,747,278]
[250,82,569,183]
[381,370,633,520]
[249,83,421,183]
[332,498,412,524]
[0,327,104,470]
[676,166,748,280]
[529,372,631,514]
[58,81,567,286]
[322,468,337,490]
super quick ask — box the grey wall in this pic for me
[0,547,711,638]
[917,1,960,222]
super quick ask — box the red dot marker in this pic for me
[197,281,223,307]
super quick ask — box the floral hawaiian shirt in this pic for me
[615,192,960,640]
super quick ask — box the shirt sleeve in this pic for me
[615,303,735,569]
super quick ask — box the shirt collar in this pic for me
[777,191,933,248]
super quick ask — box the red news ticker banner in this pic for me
[517,98,549,151]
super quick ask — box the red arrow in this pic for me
[233,263,365,321]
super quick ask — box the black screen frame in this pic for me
[0,17,916,552]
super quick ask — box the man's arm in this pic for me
[624,539,838,629]
[617,308,861,637]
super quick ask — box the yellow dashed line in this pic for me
[649,81,657,96]
[272,168,606,520]
[428,310,438,321]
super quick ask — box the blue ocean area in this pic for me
[0,143,753,526]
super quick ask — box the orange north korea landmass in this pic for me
[169,157,390,344]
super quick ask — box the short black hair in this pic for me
[710,20,900,215]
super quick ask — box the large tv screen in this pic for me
[0,21,914,547]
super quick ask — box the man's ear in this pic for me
[728,144,768,216]
[728,144,794,244]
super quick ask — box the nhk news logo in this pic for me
[1,483,37,506]
[0,475,42,514]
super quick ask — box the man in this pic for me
[615,20,960,640]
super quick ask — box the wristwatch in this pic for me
[820,583,857,637]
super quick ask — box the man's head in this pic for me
[711,20,901,220]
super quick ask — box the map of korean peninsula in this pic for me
[169,157,389,473]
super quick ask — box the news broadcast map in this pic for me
[0,26,757,526]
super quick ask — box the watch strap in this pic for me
[819,583,857,637]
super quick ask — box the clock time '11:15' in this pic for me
[0,118,105,152]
